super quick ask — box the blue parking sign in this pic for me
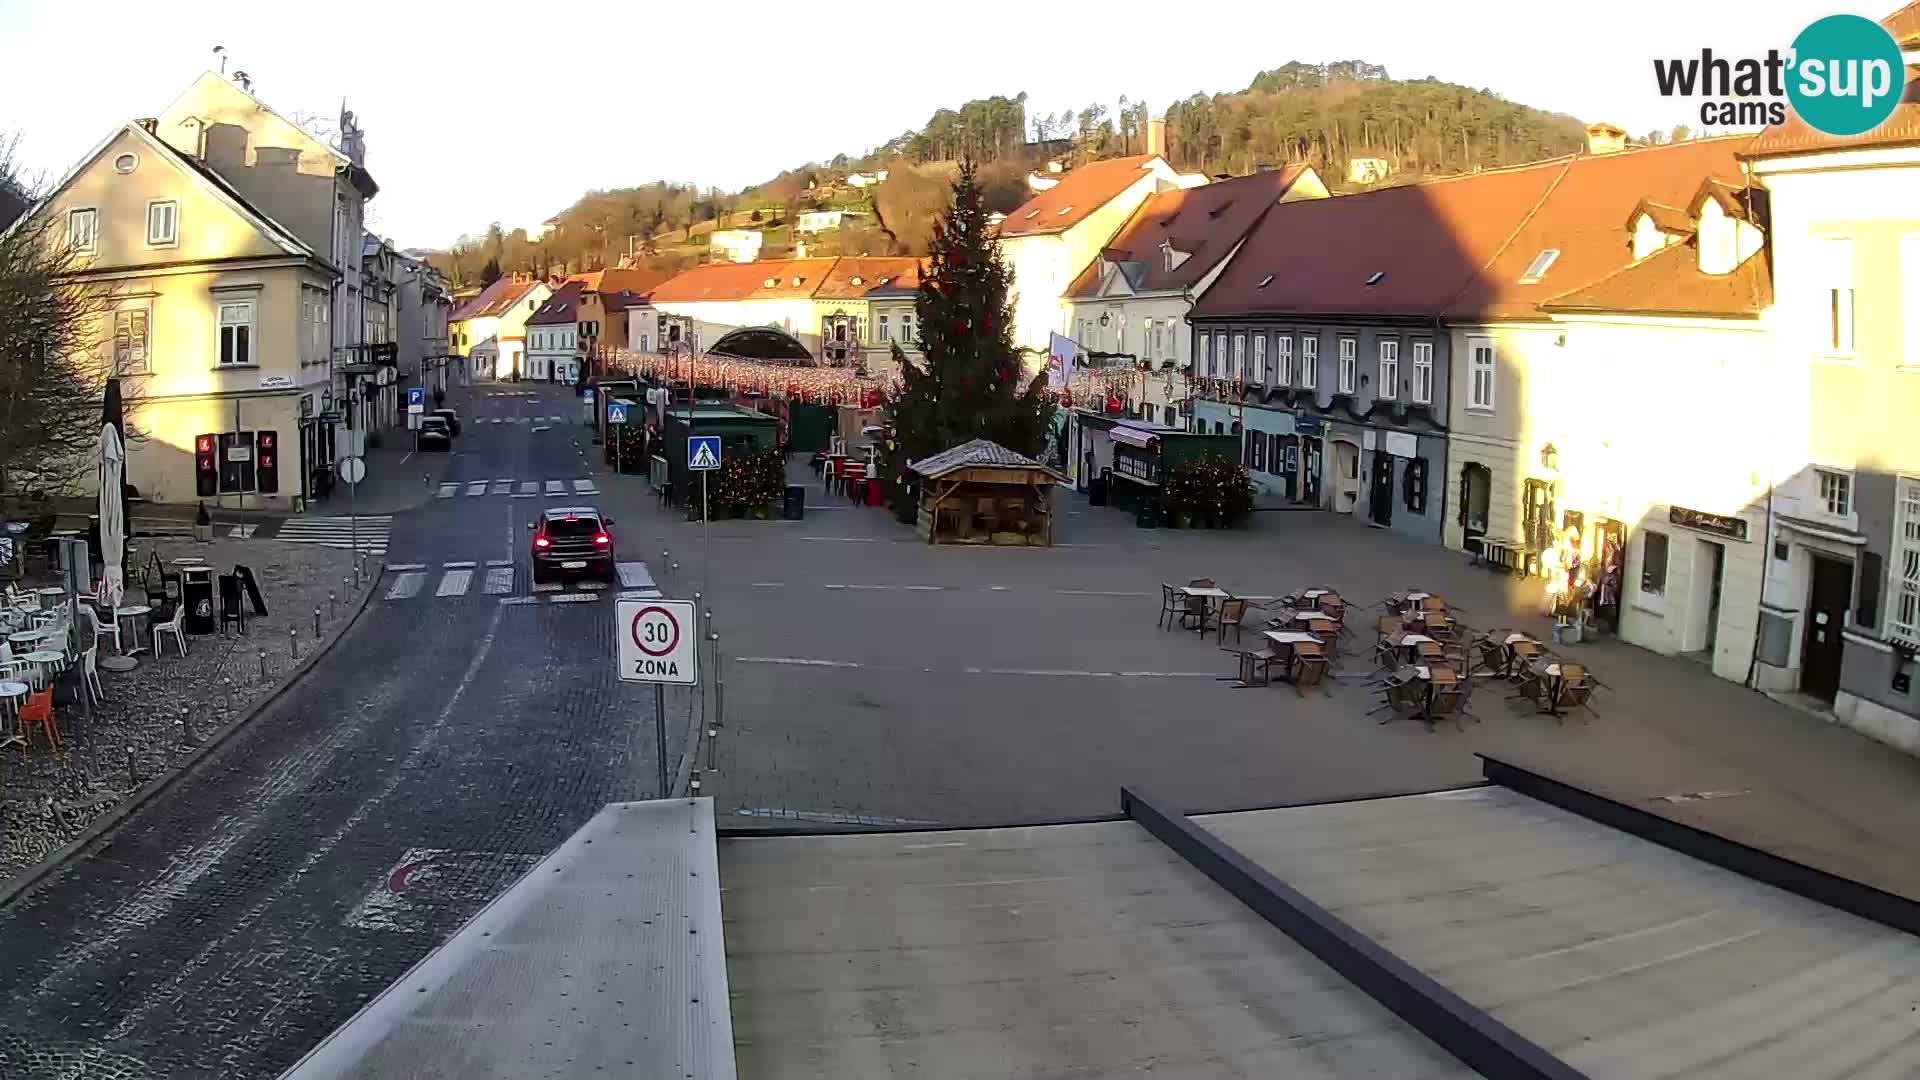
[688,435,721,471]
[407,386,425,414]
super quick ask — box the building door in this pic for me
[1279,436,1300,501]
[1459,463,1491,548]
[1698,540,1726,656]
[1801,555,1853,701]
[1331,440,1360,514]
[1368,452,1394,527]
[1301,437,1323,505]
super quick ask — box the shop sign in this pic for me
[1383,430,1418,458]
[1293,415,1324,435]
[1670,505,1749,542]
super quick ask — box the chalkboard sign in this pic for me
[1669,506,1749,542]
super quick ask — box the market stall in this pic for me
[908,440,1065,547]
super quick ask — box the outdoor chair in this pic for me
[0,643,30,683]
[1474,633,1512,678]
[1215,599,1251,645]
[1157,584,1181,631]
[1290,644,1331,696]
[84,604,122,655]
[1224,644,1282,687]
[80,644,103,705]
[1376,614,1404,638]
[1189,578,1216,588]
[1422,611,1457,641]
[1180,592,1212,632]
[1429,679,1469,732]
[17,686,58,753]
[1554,663,1598,719]
[1369,674,1425,725]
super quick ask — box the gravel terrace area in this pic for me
[1,537,363,881]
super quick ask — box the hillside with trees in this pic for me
[425,60,1592,286]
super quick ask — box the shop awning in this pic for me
[1108,426,1159,449]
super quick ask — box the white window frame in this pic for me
[1301,335,1319,389]
[1817,467,1853,518]
[1232,333,1246,381]
[1275,335,1293,385]
[146,199,178,248]
[1251,334,1266,383]
[1816,237,1856,357]
[1892,475,1920,644]
[1337,337,1357,394]
[1467,336,1496,411]
[1201,332,1215,376]
[218,300,256,367]
[1377,339,1399,400]
[901,313,915,343]
[1412,341,1434,404]
[67,208,97,254]
[112,303,152,376]
[877,314,891,342]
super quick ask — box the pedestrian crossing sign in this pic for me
[688,435,721,471]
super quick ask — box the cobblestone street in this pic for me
[2,538,364,880]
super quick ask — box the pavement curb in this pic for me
[0,565,384,912]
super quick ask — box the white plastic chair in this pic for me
[80,644,103,704]
[0,642,30,683]
[154,604,188,659]
[84,605,122,654]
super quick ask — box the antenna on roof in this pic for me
[233,70,252,92]
[212,45,227,75]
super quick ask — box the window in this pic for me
[1377,340,1399,400]
[1337,337,1357,394]
[1301,336,1318,389]
[1815,237,1855,355]
[1232,334,1246,381]
[1892,477,1920,643]
[67,208,97,254]
[218,301,255,366]
[113,306,151,375]
[1251,335,1266,383]
[1640,529,1670,596]
[878,314,890,341]
[1274,335,1293,385]
[1146,319,1159,359]
[145,200,179,247]
[1467,338,1496,410]
[1518,249,1560,283]
[1818,468,1853,517]
[901,313,914,342]
[1201,332,1215,376]
[1403,457,1428,513]
[1163,404,1177,426]
[1411,341,1433,404]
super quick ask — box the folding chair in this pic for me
[1290,641,1331,696]
[1223,644,1282,687]
[1156,584,1181,631]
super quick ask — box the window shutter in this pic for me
[1858,550,1883,628]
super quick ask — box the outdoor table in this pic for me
[9,628,48,647]
[22,649,64,690]
[1290,611,1337,639]
[1261,630,1322,678]
[1179,586,1230,635]
[173,557,207,566]
[34,586,65,610]
[1386,631,1438,664]
[1527,658,1569,716]
[115,605,153,654]
[0,679,26,750]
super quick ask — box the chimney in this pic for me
[1146,117,1168,159]
[136,117,157,134]
[1584,122,1627,155]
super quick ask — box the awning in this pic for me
[1775,514,1868,546]
[1107,426,1159,449]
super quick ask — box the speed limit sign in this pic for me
[615,597,697,684]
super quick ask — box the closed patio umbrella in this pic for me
[97,378,128,610]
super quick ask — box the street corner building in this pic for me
[11,70,393,513]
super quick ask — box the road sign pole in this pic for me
[701,470,710,591]
[655,682,668,798]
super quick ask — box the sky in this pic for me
[0,0,1847,251]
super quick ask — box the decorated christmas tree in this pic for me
[883,162,1056,522]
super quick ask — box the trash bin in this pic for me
[1089,474,1109,507]
[782,485,806,521]
[182,566,216,635]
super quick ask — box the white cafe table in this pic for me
[0,679,26,749]
[8,628,48,647]
[103,604,153,671]
[34,586,65,609]
[1177,586,1230,634]
[22,650,65,689]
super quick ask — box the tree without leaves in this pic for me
[0,138,127,498]
[480,256,502,286]
[882,162,1054,522]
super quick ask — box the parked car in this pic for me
[431,407,462,436]
[528,506,615,583]
[416,416,453,452]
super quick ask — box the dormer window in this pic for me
[850,276,863,285]
[1257,274,1274,288]
[764,277,778,287]
[1024,209,1040,220]
[1055,206,1074,216]
[1518,249,1560,284]
[791,276,803,286]
[1364,271,1385,287]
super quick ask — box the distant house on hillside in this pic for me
[709,229,763,263]
[797,209,863,234]
[845,171,889,188]
[1347,158,1391,185]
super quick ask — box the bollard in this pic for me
[289,626,299,661]
[329,590,337,619]
[127,749,139,788]
[313,606,322,639]
[181,706,194,746]
[259,650,267,680]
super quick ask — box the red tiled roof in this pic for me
[994,155,1164,238]
[648,259,841,303]
[1540,241,1771,318]
[528,282,584,325]
[815,257,924,299]
[1630,199,1695,236]
[1065,166,1312,299]
[1196,137,1752,322]
[1886,1,1919,45]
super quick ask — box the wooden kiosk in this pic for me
[909,439,1066,546]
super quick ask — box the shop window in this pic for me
[1522,478,1555,553]
[1403,456,1427,514]
[1267,432,1284,474]
[1640,529,1670,596]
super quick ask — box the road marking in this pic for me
[518,481,538,495]
[903,585,945,591]
[436,569,473,597]
[385,572,425,600]
[386,563,427,572]
[801,536,880,542]
[550,592,597,604]
[442,560,477,568]
[733,807,941,826]
[486,557,514,567]
[988,585,1010,591]
[465,481,487,496]
[572,479,598,494]
[618,589,662,600]
[532,425,550,432]
[490,479,513,495]
[531,581,563,593]
[749,581,785,588]
[483,567,514,594]
[738,656,862,668]
[845,584,891,590]
[1055,589,1152,597]
[544,480,563,494]
[575,580,608,591]
[731,657,1216,679]
[499,596,537,606]
[1117,671,1218,678]
[823,584,845,590]
[990,668,1113,677]
[510,493,536,499]
[226,524,257,539]
[616,562,654,589]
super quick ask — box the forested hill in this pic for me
[428,60,1593,285]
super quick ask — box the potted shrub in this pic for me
[1164,453,1253,529]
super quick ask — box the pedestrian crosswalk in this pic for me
[436,478,599,499]
[380,560,655,605]
[273,515,393,555]
[476,415,571,424]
